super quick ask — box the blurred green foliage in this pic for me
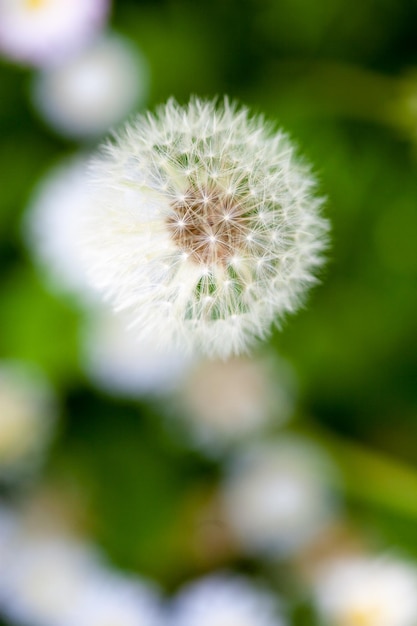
[1,0,417,615]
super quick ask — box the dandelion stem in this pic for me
[298,422,417,519]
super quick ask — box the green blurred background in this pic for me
[1,0,417,620]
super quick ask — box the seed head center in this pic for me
[168,186,249,265]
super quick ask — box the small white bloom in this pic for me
[0,510,163,626]
[0,361,56,480]
[1,535,102,626]
[80,309,193,398]
[221,438,339,557]
[313,555,417,626]
[32,33,149,139]
[0,0,110,67]
[168,574,286,626]
[79,98,328,358]
[24,156,98,303]
[172,354,296,454]
[62,572,164,626]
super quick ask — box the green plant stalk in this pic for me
[297,422,417,519]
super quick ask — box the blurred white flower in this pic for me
[1,534,102,626]
[0,0,110,67]
[221,438,339,557]
[78,98,328,358]
[313,555,417,626]
[80,309,194,398]
[24,156,97,303]
[0,510,163,626]
[168,573,286,626]
[172,354,296,454]
[32,33,149,139]
[62,572,164,626]
[0,361,56,480]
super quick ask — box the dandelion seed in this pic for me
[79,98,328,357]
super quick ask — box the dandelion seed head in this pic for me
[80,98,328,358]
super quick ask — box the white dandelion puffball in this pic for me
[80,309,193,398]
[32,33,149,139]
[79,98,328,358]
[0,0,110,67]
[24,156,98,303]
[0,361,56,479]
[173,354,296,453]
[221,438,339,557]
[168,574,286,626]
[313,556,417,626]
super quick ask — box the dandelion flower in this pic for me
[0,361,56,480]
[0,0,110,67]
[313,555,417,626]
[32,33,149,139]
[80,98,328,358]
[168,573,286,626]
[221,438,339,557]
